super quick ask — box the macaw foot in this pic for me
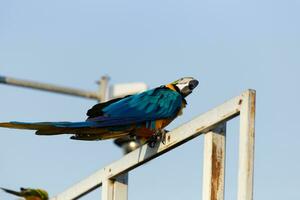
[160,129,169,145]
[147,134,158,148]
[147,129,169,148]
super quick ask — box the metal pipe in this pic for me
[0,75,100,100]
[97,76,109,102]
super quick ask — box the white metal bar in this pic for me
[0,75,100,100]
[237,90,256,200]
[51,90,251,200]
[202,123,226,200]
[102,179,114,200]
[52,170,105,200]
[113,174,128,200]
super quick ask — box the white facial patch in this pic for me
[176,82,189,91]
[174,77,194,91]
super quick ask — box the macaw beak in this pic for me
[188,79,199,90]
[180,78,199,97]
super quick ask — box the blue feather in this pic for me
[0,87,183,135]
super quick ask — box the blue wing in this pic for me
[0,87,183,135]
[87,87,183,124]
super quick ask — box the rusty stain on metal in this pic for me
[167,135,171,142]
[211,142,222,200]
[250,92,256,138]
[238,99,243,105]
[247,91,256,181]
[246,91,256,179]
[237,90,256,200]
[202,125,225,200]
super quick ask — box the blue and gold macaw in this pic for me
[0,77,198,146]
[1,187,49,200]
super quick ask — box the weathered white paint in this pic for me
[238,90,256,200]
[101,179,114,200]
[50,89,255,200]
[202,123,226,200]
[101,175,128,200]
[112,174,128,200]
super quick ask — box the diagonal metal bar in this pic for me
[50,89,252,200]
[0,75,100,100]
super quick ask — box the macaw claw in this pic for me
[147,129,169,147]
[160,129,169,145]
[147,134,159,147]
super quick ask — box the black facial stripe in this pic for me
[172,85,181,93]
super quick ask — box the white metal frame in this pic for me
[50,89,256,200]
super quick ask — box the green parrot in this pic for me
[1,187,49,200]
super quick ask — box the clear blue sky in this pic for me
[0,0,299,199]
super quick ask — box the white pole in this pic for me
[113,174,128,200]
[202,123,226,200]
[101,179,114,200]
[237,90,256,200]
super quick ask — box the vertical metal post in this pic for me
[98,76,128,200]
[98,76,109,102]
[113,174,128,200]
[102,179,114,200]
[101,175,128,200]
[202,123,226,200]
[237,90,256,200]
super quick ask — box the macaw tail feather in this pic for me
[1,187,22,197]
[0,121,81,135]
[0,121,134,140]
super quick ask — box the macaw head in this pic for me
[20,187,49,200]
[1,187,49,200]
[171,77,199,97]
